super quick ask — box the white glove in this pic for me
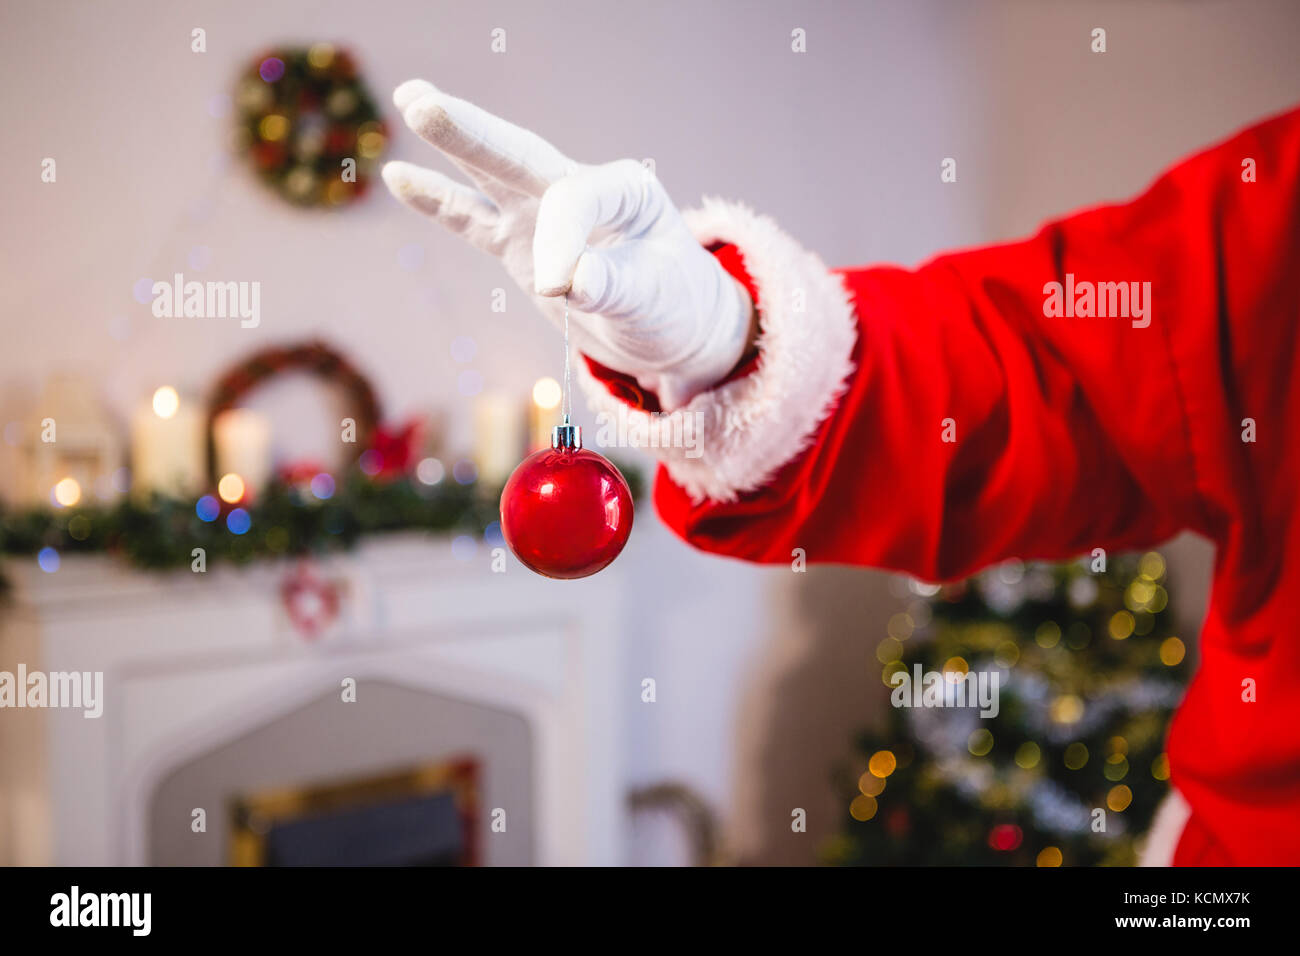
[381,79,753,410]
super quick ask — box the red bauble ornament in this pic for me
[500,424,633,579]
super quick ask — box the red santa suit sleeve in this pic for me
[578,104,1300,866]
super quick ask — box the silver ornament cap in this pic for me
[552,423,581,450]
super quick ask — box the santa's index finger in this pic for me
[395,79,576,198]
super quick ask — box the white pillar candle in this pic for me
[212,407,272,499]
[472,391,525,487]
[130,387,205,500]
[528,377,563,453]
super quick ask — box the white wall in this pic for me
[3,0,1298,863]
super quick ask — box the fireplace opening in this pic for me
[230,758,480,866]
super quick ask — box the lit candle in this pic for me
[472,391,525,487]
[213,408,272,500]
[130,386,205,500]
[528,377,563,452]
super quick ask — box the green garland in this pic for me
[0,462,644,579]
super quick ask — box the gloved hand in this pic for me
[382,79,754,410]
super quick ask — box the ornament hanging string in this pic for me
[562,292,572,426]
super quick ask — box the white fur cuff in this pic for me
[1139,787,1190,866]
[575,198,858,503]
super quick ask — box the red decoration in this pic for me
[277,460,330,488]
[363,419,423,480]
[988,823,1023,852]
[280,562,342,639]
[500,435,633,579]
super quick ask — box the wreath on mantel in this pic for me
[206,340,382,483]
[235,44,387,208]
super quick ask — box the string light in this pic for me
[876,637,904,664]
[967,729,994,757]
[1160,637,1186,666]
[1036,846,1063,867]
[1064,742,1089,770]
[1014,742,1041,769]
[868,750,897,778]
[849,795,878,821]
[887,612,914,640]
[858,771,886,797]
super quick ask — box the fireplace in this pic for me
[0,533,627,865]
[230,758,481,867]
[146,678,533,866]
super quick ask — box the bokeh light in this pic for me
[532,377,563,409]
[1138,551,1166,580]
[1035,621,1062,648]
[450,336,478,364]
[310,473,335,500]
[1064,742,1089,770]
[1107,785,1133,812]
[37,547,60,573]
[451,534,477,561]
[988,824,1022,851]
[1050,694,1084,725]
[994,640,1020,667]
[1036,846,1063,867]
[881,660,907,687]
[868,750,897,778]
[1151,753,1171,781]
[1108,610,1135,640]
[417,457,445,486]
[218,473,245,503]
[196,495,220,522]
[258,57,286,82]
[307,43,335,69]
[1014,742,1041,769]
[849,795,878,822]
[226,508,251,535]
[1160,636,1186,666]
[858,771,886,797]
[258,114,288,141]
[887,612,914,640]
[876,637,904,664]
[53,477,81,507]
[152,386,180,419]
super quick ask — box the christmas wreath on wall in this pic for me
[235,44,387,208]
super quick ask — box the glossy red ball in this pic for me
[500,446,634,579]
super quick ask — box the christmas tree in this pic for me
[823,551,1190,867]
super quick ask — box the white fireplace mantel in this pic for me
[0,532,628,866]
